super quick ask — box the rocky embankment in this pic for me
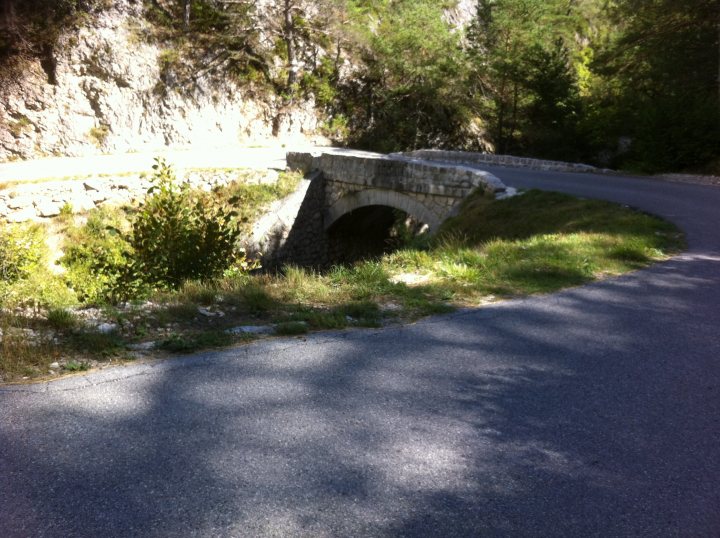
[0,0,323,162]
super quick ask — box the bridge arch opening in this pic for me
[326,204,430,265]
[324,189,441,233]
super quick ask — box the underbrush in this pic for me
[0,183,684,384]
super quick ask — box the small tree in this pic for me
[130,158,246,290]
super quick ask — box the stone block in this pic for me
[6,195,34,210]
[67,192,98,212]
[35,200,62,217]
[6,207,37,222]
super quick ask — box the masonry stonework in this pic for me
[396,149,600,174]
[271,149,508,268]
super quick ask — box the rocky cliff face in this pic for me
[444,0,477,29]
[0,1,322,162]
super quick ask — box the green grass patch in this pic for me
[274,321,309,336]
[66,329,126,358]
[46,308,78,331]
[1,187,684,383]
[0,317,61,381]
[157,330,238,354]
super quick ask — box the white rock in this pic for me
[380,302,402,312]
[197,306,224,318]
[49,362,60,369]
[96,322,118,334]
[226,325,274,335]
[35,200,62,217]
[6,195,34,210]
[495,187,519,200]
[128,341,155,351]
[67,192,98,212]
[5,208,37,222]
[83,179,105,192]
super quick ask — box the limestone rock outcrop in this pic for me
[0,1,322,162]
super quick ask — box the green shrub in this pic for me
[61,206,141,304]
[0,223,45,284]
[61,160,261,304]
[129,158,244,290]
[0,223,76,309]
[64,360,90,372]
[6,268,77,310]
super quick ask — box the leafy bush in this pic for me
[0,223,45,284]
[0,223,77,309]
[62,160,264,304]
[61,206,141,304]
[129,158,246,290]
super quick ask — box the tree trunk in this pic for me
[509,81,519,153]
[184,0,191,30]
[496,77,507,154]
[284,0,297,90]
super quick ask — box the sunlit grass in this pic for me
[1,189,685,383]
[0,315,60,381]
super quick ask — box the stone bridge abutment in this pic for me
[263,149,507,268]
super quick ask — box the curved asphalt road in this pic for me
[2,166,719,537]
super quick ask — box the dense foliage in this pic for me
[341,0,718,172]
[0,223,76,309]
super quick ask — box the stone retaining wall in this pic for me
[0,169,279,223]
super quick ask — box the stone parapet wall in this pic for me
[399,149,720,187]
[289,149,507,195]
[397,149,599,174]
[318,151,507,196]
[285,152,318,175]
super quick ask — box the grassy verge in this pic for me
[0,189,684,384]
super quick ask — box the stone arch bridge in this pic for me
[266,149,508,268]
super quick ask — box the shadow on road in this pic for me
[2,254,720,536]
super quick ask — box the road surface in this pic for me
[1,163,719,537]
[0,146,294,183]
